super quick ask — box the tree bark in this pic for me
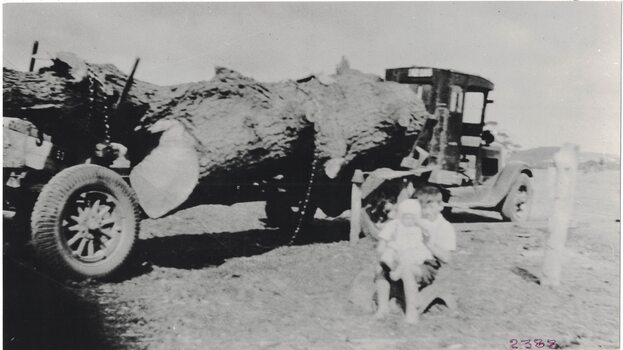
[4,53,430,216]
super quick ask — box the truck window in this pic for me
[463,92,484,124]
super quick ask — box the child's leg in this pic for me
[416,283,440,310]
[374,265,391,318]
[380,248,397,270]
[414,261,457,313]
[389,263,402,281]
[416,284,458,312]
[402,266,420,324]
[391,252,422,281]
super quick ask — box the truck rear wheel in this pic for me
[501,173,533,222]
[31,165,140,280]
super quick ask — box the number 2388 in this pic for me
[509,339,557,349]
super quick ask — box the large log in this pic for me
[3,54,162,160]
[3,54,429,217]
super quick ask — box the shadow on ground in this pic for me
[3,218,351,349]
[446,209,503,223]
[119,209,504,280]
[3,254,112,350]
[117,218,352,279]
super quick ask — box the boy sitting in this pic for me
[374,185,456,324]
[414,185,456,272]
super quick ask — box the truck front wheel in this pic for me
[31,165,140,280]
[500,173,533,222]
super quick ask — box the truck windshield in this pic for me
[463,92,484,124]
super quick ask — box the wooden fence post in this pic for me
[541,144,579,287]
[350,170,364,243]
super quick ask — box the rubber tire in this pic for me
[31,164,140,280]
[501,173,533,222]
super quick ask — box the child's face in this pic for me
[421,200,443,220]
[400,213,418,226]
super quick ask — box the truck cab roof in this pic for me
[385,66,494,92]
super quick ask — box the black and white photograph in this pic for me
[2,2,621,349]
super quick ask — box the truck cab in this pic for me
[375,66,532,221]
[385,66,503,186]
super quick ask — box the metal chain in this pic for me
[102,104,111,144]
[287,142,320,245]
[86,68,111,145]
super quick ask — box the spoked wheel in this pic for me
[31,165,140,279]
[501,173,533,222]
[62,190,125,264]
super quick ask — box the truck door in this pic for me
[460,91,486,181]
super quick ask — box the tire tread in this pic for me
[31,164,140,280]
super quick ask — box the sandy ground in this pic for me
[4,169,620,350]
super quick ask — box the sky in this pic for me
[3,2,621,155]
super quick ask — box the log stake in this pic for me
[350,169,364,243]
[541,143,579,287]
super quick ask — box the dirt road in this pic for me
[5,169,620,350]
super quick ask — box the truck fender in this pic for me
[488,161,532,207]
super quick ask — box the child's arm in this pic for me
[414,218,434,238]
[376,220,396,255]
[427,220,456,264]
[427,242,452,264]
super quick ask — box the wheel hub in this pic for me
[62,191,123,263]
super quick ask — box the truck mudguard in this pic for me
[487,161,532,207]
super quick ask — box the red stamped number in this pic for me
[510,339,557,349]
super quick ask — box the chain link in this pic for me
[287,142,320,245]
[86,65,313,244]
[102,105,110,144]
[86,68,111,145]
